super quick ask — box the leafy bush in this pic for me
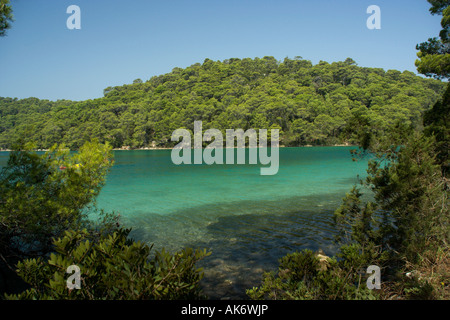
[5,228,210,300]
[0,139,114,262]
[247,248,379,300]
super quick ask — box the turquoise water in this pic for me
[95,146,368,299]
[0,147,369,299]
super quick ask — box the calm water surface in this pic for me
[96,146,368,299]
[0,146,369,299]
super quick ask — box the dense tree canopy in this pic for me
[0,57,445,149]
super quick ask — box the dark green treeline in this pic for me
[0,56,445,149]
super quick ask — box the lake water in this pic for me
[94,146,369,299]
[0,146,369,299]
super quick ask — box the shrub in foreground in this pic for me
[247,248,379,300]
[5,228,210,300]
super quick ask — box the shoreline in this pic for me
[112,143,355,150]
[0,144,355,152]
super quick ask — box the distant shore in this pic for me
[0,143,354,152]
[113,143,353,150]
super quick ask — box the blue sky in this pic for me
[0,0,443,101]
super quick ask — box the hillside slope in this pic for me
[0,56,445,149]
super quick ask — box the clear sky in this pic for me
[0,0,443,101]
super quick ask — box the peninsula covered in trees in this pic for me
[0,56,445,150]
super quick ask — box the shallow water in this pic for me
[0,147,369,299]
[94,146,368,299]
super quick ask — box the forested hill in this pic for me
[0,56,446,150]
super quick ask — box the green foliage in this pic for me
[0,57,444,149]
[423,83,450,176]
[0,140,113,262]
[0,0,13,37]
[416,52,450,79]
[416,2,450,79]
[333,102,449,299]
[5,228,210,300]
[334,187,379,249]
[246,248,379,300]
[428,0,450,15]
[367,134,447,261]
